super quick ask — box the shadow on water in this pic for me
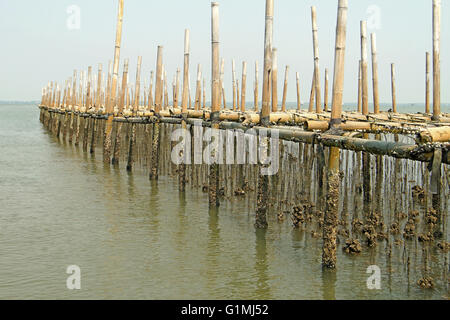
[255,228,271,299]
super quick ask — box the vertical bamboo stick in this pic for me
[432,0,441,119]
[271,48,278,112]
[426,52,431,114]
[154,46,164,113]
[323,0,348,270]
[357,60,362,113]
[96,64,102,110]
[261,0,273,125]
[371,33,380,114]
[256,0,273,230]
[195,65,202,110]
[254,61,259,111]
[236,79,240,108]
[203,78,206,109]
[296,72,301,111]
[148,71,154,108]
[361,21,369,115]
[324,68,329,112]
[219,58,224,109]
[173,68,180,109]
[181,29,190,114]
[104,0,124,164]
[308,71,315,112]
[119,59,128,114]
[209,1,220,208]
[391,63,397,113]
[241,61,247,112]
[133,56,142,115]
[281,65,289,112]
[232,59,237,111]
[311,6,322,113]
[164,69,169,109]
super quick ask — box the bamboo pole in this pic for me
[432,0,441,119]
[391,63,397,113]
[260,0,273,125]
[118,59,129,114]
[241,61,247,112]
[221,59,226,109]
[236,79,240,109]
[104,0,124,164]
[256,0,273,229]
[271,48,278,112]
[203,78,206,109]
[254,61,259,111]
[209,1,220,208]
[96,64,102,110]
[232,59,237,111]
[361,21,369,115]
[296,72,301,111]
[148,71,154,108]
[357,60,362,113]
[281,65,289,112]
[154,46,164,113]
[311,6,322,113]
[195,64,202,111]
[426,52,431,114]
[323,0,348,270]
[164,69,169,109]
[371,33,380,114]
[309,71,315,112]
[87,66,92,110]
[133,56,142,115]
[173,68,180,109]
[324,68,329,112]
[181,29,190,114]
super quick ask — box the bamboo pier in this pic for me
[38,0,448,277]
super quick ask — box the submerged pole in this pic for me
[150,46,163,181]
[323,0,348,270]
[104,0,124,164]
[209,2,220,208]
[256,0,273,229]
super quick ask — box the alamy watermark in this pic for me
[66,5,81,30]
[66,265,81,290]
[171,124,281,176]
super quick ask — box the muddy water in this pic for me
[0,103,448,300]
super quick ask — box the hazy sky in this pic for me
[0,0,449,107]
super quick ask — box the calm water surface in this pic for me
[0,104,448,299]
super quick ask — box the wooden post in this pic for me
[182,29,190,114]
[209,1,220,208]
[256,0,273,229]
[232,59,237,111]
[296,72,301,111]
[281,65,289,112]
[432,0,441,119]
[104,0,124,164]
[360,21,369,115]
[371,33,380,114]
[195,64,202,110]
[426,52,431,114]
[96,64,102,110]
[241,61,247,112]
[173,68,180,109]
[148,70,154,108]
[311,6,322,113]
[150,46,163,181]
[391,63,397,113]
[154,46,164,113]
[261,0,273,125]
[324,68,329,112]
[308,71,315,112]
[221,59,226,109]
[133,56,142,115]
[118,59,129,114]
[254,61,259,111]
[357,60,362,113]
[271,48,278,112]
[323,0,348,270]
